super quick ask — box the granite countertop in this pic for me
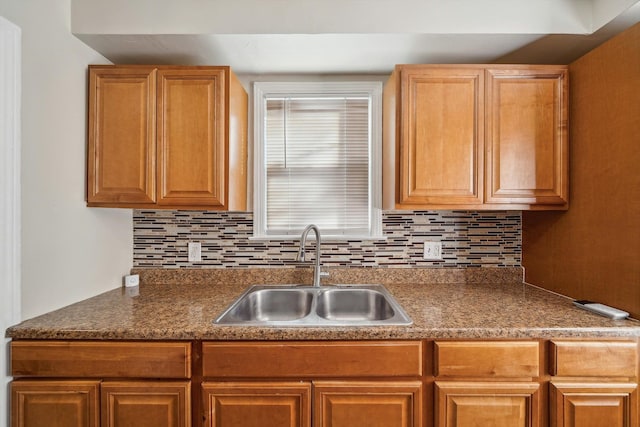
[6,268,640,341]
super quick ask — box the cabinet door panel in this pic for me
[486,67,568,206]
[87,66,156,205]
[11,380,100,427]
[157,69,227,207]
[202,382,311,427]
[435,381,540,427]
[399,67,484,205]
[101,381,190,427]
[314,381,422,427]
[551,382,638,427]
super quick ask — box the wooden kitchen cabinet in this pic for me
[87,65,247,210]
[11,380,100,427]
[549,340,639,427]
[485,67,568,206]
[201,341,423,427]
[550,382,638,427]
[10,341,192,427]
[101,381,191,427]
[10,338,640,427]
[435,381,541,427]
[202,380,421,427]
[313,381,422,427]
[434,341,542,427]
[12,380,191,427]
[383,64,568,210]
[87,66,156,205]
[383,66,485,207]
[202,382,312,427]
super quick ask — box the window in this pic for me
[253,81,382,239]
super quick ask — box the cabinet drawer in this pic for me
[11,341,191,379]
[435,341,540,377]
[550,340,638,377]
[202,341,423,378]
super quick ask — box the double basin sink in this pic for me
[215,284,412,326]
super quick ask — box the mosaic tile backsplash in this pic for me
[133,211,521,268]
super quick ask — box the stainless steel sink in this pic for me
[316,288,396,321]
[214,284,412,326]
[215,288,314,322]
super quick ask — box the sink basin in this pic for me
[214,284,412,326]
[316,289,395,321]
[216,288,313,322]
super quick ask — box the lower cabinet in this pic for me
[10,341,192,427]
[11,380,190,427]
[202,382,311,427]
[201,341,424,427]
[10,338,640,427]
[314,381,422,427]
[435,381,540,427]
[11,380,100,427]
[101,381,191,427]
[202,381,422,427]
[434,341,543,427]
[549,340,639,427]
[550,382,638,427]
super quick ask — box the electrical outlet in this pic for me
[423,241,442,260]
[188,242,202,262]
[123,274,139,287]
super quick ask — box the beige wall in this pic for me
[0,0,132,320]
[522,23,640,319]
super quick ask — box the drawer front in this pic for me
[435,341,540,378]
[550,340,638,377]
[11,341,191,379]
[202,341,423,378]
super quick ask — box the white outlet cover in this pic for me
[423,241,443,260]
[188,242,202,262]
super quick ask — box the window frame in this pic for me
[252,81,383,240]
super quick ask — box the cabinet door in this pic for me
[551,382,638,427]
[202,382,311,427]
[11,380,100,427]
[397,66,484,206]
[87,66,156,205]
[157,68,227,207]
[101,381,190,427]
[313,381,422,427]
[485,67,568,207]
[435,381,540,427]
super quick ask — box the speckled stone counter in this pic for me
[6,267,640,340]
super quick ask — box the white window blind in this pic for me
[253,82,382,239]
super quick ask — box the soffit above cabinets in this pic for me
[71,0,640,73]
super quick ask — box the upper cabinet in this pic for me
[383,64,568,210]
[87,65,248,210]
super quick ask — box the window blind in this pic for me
[264,96,370,235]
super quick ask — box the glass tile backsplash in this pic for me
[133,211,521,268]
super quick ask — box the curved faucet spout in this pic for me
[297,224,323,287]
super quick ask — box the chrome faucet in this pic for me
[297,224,323,287]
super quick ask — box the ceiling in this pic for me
[71,0,640,74]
